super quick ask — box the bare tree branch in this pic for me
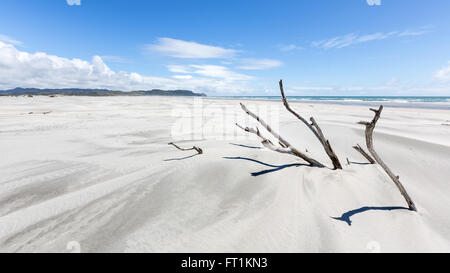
[236,123,295,155]
[358,105,417,211]
[236,123,273,144]
[279,80,342,169]
[168,142,203,154]
[238,104,325,167]
[352,144,375,164]
[279,141,288,148]
[261,140,297,155]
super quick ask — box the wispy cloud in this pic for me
[168,64,252,81]
[147,38,238,59]
[434,62,450,82]
[398,28,432,37]
[167,65,192,74]
[172,75,193,80]
[0,34,23,46]
[100,56,132,64]
[66,0,81,6]
[312,27,431,49]
[277,44,303,52]
[190,65,252,80]
[312,32,395,49]
[236,58,282,70]
[366,0,381,6]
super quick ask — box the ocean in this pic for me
[211,96,450,110]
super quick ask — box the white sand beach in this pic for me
[0,95,449,253]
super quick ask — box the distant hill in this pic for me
[0,88,206,97]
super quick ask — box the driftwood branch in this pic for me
[168,142,203,154]
[358,106,417,211]
[238,104,325,167]
[279,80,342,170]
[235,123,272,144]
[278,141,288,148]
[236,123,294,155]
[353,144,375,164]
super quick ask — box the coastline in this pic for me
[3,94,449,110]
[208,96,450,111]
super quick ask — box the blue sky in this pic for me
[0,0,449,95]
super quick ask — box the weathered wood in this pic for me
[236,123,294,155]
[279,141,288,148]
[168,142,203,154]
[358,105,417,211]
[238,104,325,167]
[279,80,342,170]
[353,144,376,164]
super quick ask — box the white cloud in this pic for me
[100,55,131,64]
[236,59,282,70]
[434,62,450,82]
[312,27,430,49]
[366,0,381,6]
[147,38,238,59]
[169,64,252,81]
[167,65,192,74]
[172,75,193,80]
[0,41,254,94]
[190,65,253,80]
[66,0,81,6]
[278,44,303,52]
[0,34,23,46]
[312,32,395,49]
[399,26,433,37]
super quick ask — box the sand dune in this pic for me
[0,96,449,252]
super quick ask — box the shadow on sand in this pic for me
[164,154,200,161]
[332,206,411,226]
[223,156,309,176]
[349,161,372,166]
[229,143,262,149]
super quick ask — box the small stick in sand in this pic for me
[168,142,203,154]
[358,105,417,211]
[352,144,375,164]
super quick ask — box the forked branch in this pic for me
[168,142,203,154]
[279,80,342,169]
[358,106,417,211]
[238,104,325,167]
[236,123,296,155]
[352,144,375,164]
